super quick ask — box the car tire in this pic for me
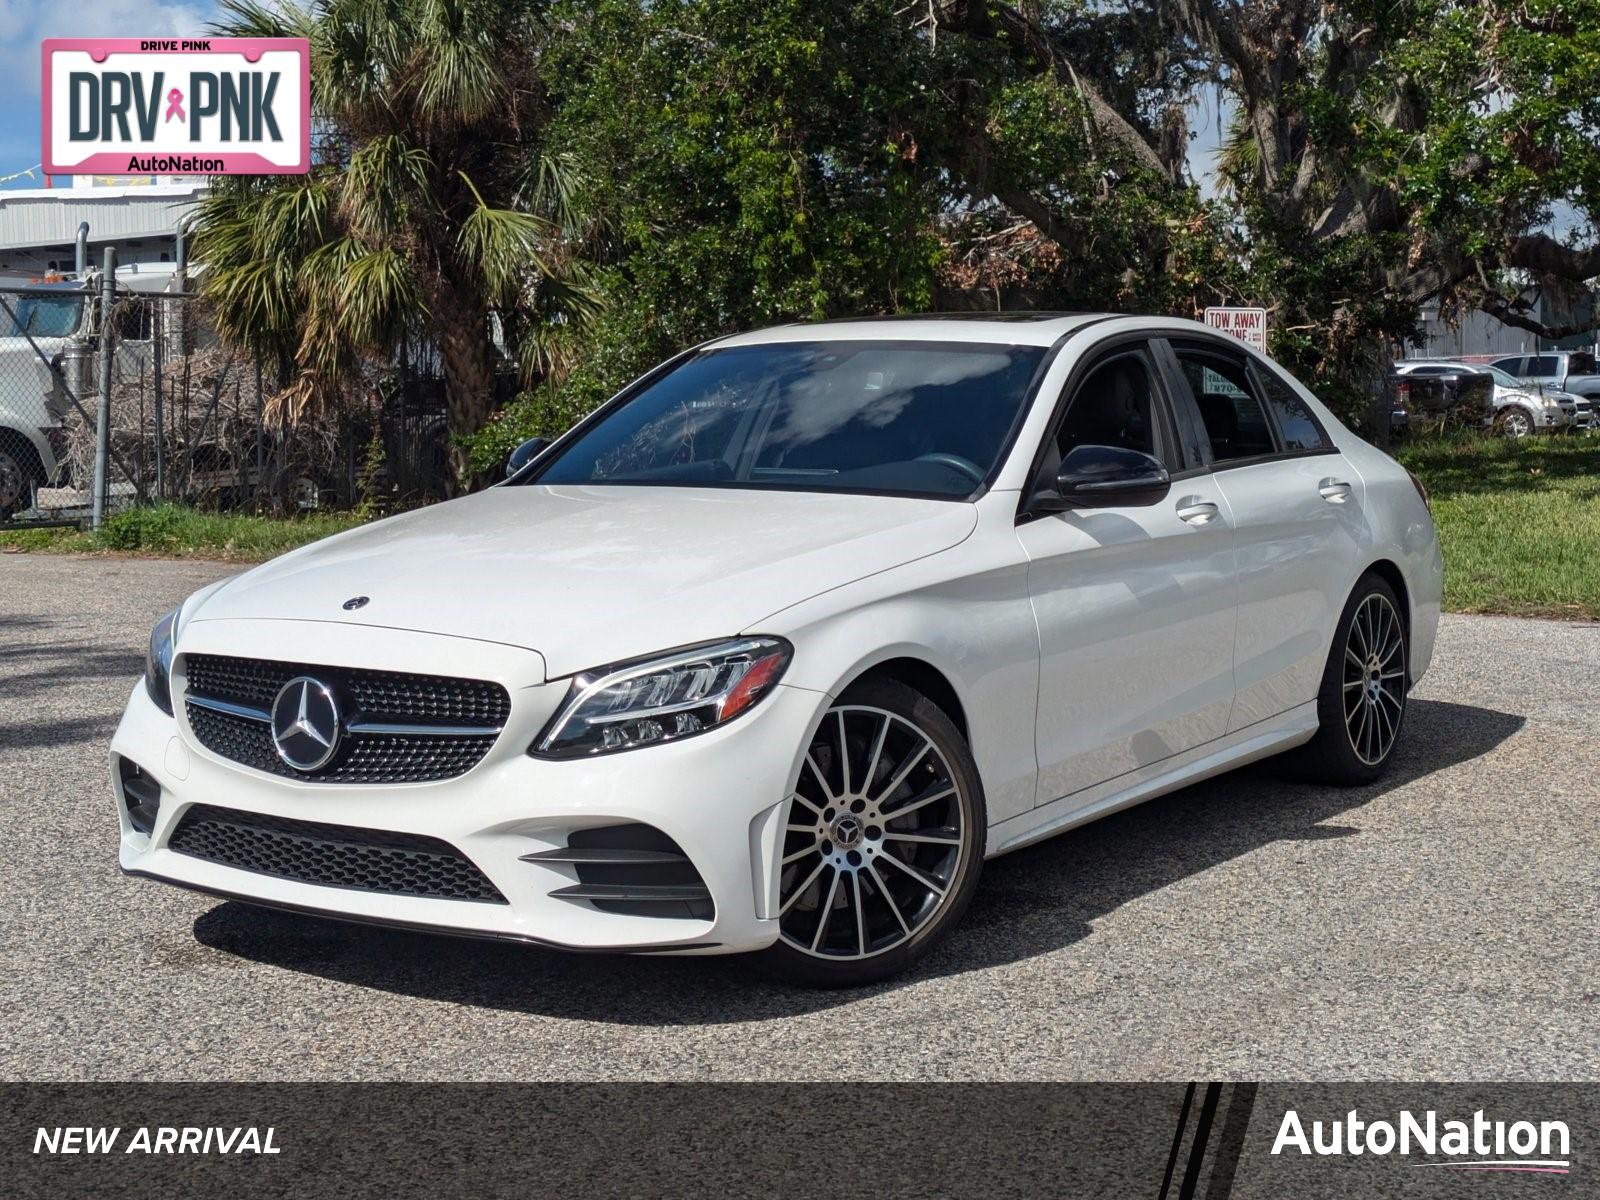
[1497,408,1534,438]
[1286,573,1409,787]
[756,676,986,987]
[0,434,44,520]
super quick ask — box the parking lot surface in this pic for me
[2,553,1595,1081]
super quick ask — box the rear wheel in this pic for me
[758,677,985,987]
[1288,573,1409,786]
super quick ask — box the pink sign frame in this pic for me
[42,37,311,175]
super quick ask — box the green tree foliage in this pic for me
[203,0,1600,479]
[189,0,597,473]
[468,0,952,466]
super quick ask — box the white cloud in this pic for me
[0,0,217,102]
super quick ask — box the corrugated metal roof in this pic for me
[0,183,207,251]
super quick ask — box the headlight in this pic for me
[532,637,792,758]
[145,607,178,716]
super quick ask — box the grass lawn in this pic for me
[4,437,1598,619]
[0,505,365,563]
[1397,433,1600,620]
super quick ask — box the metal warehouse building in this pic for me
[0,180,206,281]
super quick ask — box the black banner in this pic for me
[2,1083,1591,1198]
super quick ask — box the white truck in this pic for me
[0,263,182,517]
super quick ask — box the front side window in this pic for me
[1172,346,1275,463]
[533,341,1048,499]
[1055,353,1159,460]
[1527,356,1558,375]
[1251,363,1329,452]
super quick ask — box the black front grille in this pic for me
[183,654,509,784]
[168,803,507,903]
[185,655,510,725]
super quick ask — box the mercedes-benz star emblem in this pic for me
[270,677,342,772]
[342,596,370,611]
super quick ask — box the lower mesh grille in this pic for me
[167,804,507,904]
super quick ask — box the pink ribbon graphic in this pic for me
[164,88,185,123]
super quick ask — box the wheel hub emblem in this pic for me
[270,676,342,772]
[830,815,863,849]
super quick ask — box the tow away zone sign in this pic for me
[42,38,309,175]
[1203,306,1268,352]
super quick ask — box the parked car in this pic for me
[114,315,1442,985]
[1388,361,1495,430]
[1395,359,1578,437]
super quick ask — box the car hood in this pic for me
[189,485,978,678]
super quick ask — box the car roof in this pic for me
[712,312,1230,349]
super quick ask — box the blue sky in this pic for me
[0,0,217,187]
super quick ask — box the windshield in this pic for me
[1484,366,1521,387]
[4,294,84,338]
[531,341,1049,499]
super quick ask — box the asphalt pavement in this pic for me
[1,552,1595,1081]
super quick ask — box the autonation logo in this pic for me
[1273,1108,1571,1175]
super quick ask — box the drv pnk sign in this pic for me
[42,38,309,176]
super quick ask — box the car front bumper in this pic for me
[111,620,828,956]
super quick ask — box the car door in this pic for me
[1015,337,1238,807]
[1165,338,1369,731]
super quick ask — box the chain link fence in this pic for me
[0,274,454,527]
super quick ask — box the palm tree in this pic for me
[189,0,596,473]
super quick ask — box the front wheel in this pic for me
[0,438,42,519]
[758,677,986,987]
[1497,407,1534,438]
[1287,573,1409,786]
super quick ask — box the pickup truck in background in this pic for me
[1489,351,1600,401]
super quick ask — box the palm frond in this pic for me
[411,0,504,125]
[209,0,315,39]
[340,135,433,236]
[456,171,557,300]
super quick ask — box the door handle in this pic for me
[1318,478,1352,503]
[1175,498,1220,526]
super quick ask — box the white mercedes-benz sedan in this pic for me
[112,314,1442,985]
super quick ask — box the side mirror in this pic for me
[1039,444,1171,510]
[505,436,552,479]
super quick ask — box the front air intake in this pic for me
[523,824,714,921]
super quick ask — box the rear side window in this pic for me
[1172,347,1275,463]
[1251,363,1329,452]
